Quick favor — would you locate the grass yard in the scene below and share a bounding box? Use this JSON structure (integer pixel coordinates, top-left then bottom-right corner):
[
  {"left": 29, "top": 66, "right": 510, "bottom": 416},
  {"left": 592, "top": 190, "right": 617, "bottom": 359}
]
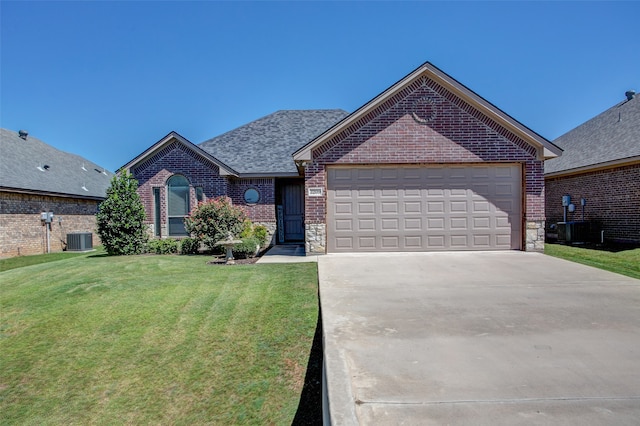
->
[
  {"left": 0, "top": 254, "right": 319, "bottom": 425},
  {"left": 0, "top": 248, "right": 103, "bottom": 272},
  {"left": 545, "top": 243, "right": 640, "bottom": 280}
]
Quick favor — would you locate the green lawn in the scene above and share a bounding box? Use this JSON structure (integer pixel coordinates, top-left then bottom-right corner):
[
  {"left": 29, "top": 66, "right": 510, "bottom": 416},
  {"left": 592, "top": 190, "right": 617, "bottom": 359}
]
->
[
  {"left": 0, "top": 248, "right": 104, "bottom": 272},
  {"left": 0, "top": 254, "right": 319, "bottom": 425},
  {"left": 545, "top": 243, "right": 640, "bottom": 280}
]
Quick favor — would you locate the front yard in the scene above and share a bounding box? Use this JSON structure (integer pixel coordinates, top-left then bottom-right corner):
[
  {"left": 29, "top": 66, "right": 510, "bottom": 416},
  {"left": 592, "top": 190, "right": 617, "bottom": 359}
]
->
[
  {"left": 545, "top": 243, "right": 640, "bottom": 280},
  {"left": 0, "top": 253, "right": 319, "bottom": 424}
]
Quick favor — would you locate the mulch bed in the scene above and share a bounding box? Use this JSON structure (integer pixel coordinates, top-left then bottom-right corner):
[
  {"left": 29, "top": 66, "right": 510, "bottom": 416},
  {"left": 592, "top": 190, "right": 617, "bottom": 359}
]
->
[{"left": 207, "top": 256, "right": 259, "bottom": 265}]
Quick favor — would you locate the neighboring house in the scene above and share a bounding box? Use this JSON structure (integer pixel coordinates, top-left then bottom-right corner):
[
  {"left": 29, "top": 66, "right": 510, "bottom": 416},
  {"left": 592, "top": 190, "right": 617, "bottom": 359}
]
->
[
  {"left": 545, "top": 91, "right": 640, "bottom": 245},
  {"left": 0, "top": 129, "right": 114, "bottom": 257},
  {"left": 123, "top": 62, "right": 562, "bottom": 254}
]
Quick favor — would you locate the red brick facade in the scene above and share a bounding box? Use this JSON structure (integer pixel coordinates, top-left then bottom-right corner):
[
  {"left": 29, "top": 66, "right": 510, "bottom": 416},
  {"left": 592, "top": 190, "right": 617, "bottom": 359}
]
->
[
  {"left": 131, "top": 141, "right": 276, "bottom": 236},
  {"left": 227, "top": 178, "right": 276, "bottom": 222},
  {"left": 545, "top": 163, "right": 640, "bottom": 244},
  {"left": 0, "top": 191, "right": 101, "bottom": 257},
  {"left": 305, "top": 77, "right": 545, "bottom": 225}
]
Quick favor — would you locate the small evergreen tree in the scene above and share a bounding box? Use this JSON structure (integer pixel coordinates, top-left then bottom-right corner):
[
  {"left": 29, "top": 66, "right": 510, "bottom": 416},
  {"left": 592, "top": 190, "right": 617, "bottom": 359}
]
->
[
  {"left": 97, "top": 170, "right": 148, "bottom": 255},
  {"left": 185, "top": 196, "right": 247, "bottom": 249}
]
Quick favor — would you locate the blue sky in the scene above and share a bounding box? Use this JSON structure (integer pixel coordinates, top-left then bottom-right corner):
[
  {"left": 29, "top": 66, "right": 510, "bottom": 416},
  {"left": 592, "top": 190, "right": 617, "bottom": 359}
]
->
[{"left": 1, "top": 1, "right": 638, "bottom": 172}]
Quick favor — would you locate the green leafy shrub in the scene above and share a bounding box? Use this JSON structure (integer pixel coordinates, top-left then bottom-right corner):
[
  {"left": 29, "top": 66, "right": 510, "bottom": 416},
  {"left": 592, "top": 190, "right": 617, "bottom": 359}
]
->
[
  {"left": 96, "top": 171, "right": 148, "bottom": 255},
  {"left": 239, "top": 219, "right": 254, "bottom": 239},
  {"left": 179, "top": 237, "right": 200, "bottom": 255},
  {"left": 253, "top": 225, "right": 268, "bottom": 247},
  {"left": 184, "top": 197, "right": 247, "bottom": 249},
  {"left": 232, "top": 237, "right": 260, "bottom": 259},
  {"left": 147, "top": 238, "right": 179, "bottom": 255},
  {"left": 238, "top": 221, "right": 269, "bottom": 248}
]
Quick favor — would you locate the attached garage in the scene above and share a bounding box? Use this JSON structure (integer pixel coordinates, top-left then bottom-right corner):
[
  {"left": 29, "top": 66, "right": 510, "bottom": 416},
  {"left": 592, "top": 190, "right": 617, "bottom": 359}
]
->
[
  {"left": 327, "top": 164, "right": 521, "bottom": 252},
  {"left": 294, "top": 62, "right": 562, "bottom": 254}
]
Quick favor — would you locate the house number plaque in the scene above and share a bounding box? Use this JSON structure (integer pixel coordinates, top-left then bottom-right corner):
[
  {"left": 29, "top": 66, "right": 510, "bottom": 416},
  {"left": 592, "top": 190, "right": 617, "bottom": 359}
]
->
[{"left": 308, "top": 187, "right": 323, "bottom": 197}]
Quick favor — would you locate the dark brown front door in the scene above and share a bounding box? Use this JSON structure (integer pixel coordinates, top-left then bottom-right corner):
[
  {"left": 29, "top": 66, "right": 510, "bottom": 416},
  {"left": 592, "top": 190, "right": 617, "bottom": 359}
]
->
[{"left": 283, "top": 183, "right": 304, "bottom": 241}]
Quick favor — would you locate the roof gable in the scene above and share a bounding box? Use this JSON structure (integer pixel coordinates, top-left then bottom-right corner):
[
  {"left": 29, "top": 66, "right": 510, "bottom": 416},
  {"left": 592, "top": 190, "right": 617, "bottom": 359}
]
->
[
  {"left": 121, "top": 131, "right": 237, "bottom": 176},
  {"left": 0, "top": 128, "right": 114, "bottom": 199},
  {"left": 199, "top": 110, "right": 349, "bottom": 175},
  {"left": 545, "top": 93, "right": 640, "bottom": 176},
  {"left": 294, "top": 62, "right": 562, "bottom": 162}
]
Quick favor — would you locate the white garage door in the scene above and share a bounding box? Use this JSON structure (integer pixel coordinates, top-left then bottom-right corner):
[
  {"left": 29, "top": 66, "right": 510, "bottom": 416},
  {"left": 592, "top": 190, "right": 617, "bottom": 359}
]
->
[{"left": 327, "top": 165, "right": 521, "bottom": 252}]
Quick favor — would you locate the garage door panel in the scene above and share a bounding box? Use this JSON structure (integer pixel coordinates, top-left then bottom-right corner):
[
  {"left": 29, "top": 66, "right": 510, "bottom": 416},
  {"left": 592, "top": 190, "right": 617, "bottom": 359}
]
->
[
  {"left": 451, "top": 235, "right": 469, "bottom": 247},
  {"left": 381, "top": 218, "right": 399, "bottom": 231},
  {"left": 405, "top": 218, "right": 422, "bottom": 230},
  {"left": 381, "top": 202, "right": 399, "bottom": 213},
  {"left": 473, "top": 217, "right": 491, "bottom": 229},
  {"left": 381, "top": 236, "right": 400, "bottom": 249},
  {"left": 327, "top": 165, "right": 521, "bottom": 252},
  {"left": 357, "top": 237, "right": 375, "bottom": 249},
  {"left": 358, "top": 218, "right": 376, "bottom": 231},
  {"left": 358, "top": 202, "right": 375, "bottom": 214},
  {"left": 334, "top": 202, "right": 352, "bottom": 214},
  {"left": 427, "top": 217, "right": 445, "bottom": 229},
  {"left": 450, "top": 217, "right": 468, "bottom": 230},
  {"left": 450, "top": 201, "right": 468, "bottom": 213},
  {"left": 335, "top": 219, "right": 353, "bottom": 231}
]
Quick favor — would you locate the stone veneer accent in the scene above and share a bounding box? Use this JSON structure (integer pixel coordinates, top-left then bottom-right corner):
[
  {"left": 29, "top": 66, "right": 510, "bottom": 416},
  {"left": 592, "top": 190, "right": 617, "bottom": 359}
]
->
[
  {"left": 305, "top": 223, "right": 326, "bottom": 255},
  {"left": 526, "top": 220, "right": 545, "bottom": 251}
]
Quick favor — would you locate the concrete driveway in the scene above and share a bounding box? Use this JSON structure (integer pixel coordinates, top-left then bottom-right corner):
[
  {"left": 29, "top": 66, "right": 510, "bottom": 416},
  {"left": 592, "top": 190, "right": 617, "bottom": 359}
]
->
[{"left": 318, "top": 251, "right": 640, "bottom": 425}]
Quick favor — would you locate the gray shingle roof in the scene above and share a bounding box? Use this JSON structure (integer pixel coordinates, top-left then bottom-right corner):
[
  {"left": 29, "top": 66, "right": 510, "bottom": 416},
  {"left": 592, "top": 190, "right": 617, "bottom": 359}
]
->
[
  {"left": 0, "top": 128, "right": 114, "bottom": 199},
  {"left": 199, "top": 110, "right": 349, "bottom": 174},
  {"left": 545, "top": 93, "right": 640, "bottom": 174}
]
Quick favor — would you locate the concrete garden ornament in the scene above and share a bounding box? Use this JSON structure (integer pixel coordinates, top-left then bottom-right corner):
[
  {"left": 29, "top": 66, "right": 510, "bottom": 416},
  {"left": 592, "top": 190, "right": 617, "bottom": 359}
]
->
[{"left": 214, "top": 232, "right": 242, "bottom": 265}]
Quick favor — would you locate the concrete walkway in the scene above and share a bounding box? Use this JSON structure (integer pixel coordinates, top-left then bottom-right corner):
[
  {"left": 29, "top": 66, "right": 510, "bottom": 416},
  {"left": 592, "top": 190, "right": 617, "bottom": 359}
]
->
[
  {"left": 256, "top": 244, "right": 318, "bottom": 263},
  {"left": 318, "top": 251, "right": 640, "bottom": 425}
]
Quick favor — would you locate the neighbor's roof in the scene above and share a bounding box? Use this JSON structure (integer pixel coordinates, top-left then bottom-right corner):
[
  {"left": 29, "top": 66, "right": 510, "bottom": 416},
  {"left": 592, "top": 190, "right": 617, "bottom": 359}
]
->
[
  {"left": 0, "top": 128, "right": 113, "bottom": 199},
  {"left": 294, "top": 62, "right": 563, "bottom": 162},
  {"left": 545, "top": 92, "right": 640, "bottom": 176},
  {"left": 199, "top": 109, "right": 349, "bottom": 175}
]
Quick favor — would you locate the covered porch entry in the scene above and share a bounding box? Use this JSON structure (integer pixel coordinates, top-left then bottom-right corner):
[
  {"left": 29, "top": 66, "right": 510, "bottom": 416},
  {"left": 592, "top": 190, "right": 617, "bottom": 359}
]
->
[{"left": 275, "top": 178, "right": 305, "bottom": 243}]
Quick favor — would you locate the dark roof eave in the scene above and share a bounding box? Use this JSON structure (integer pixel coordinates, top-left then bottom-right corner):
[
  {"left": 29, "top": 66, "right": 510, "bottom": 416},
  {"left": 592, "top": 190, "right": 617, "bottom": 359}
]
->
[
  {"left": 545, "top": 155, "right": 640, "bottom": 178},
  {"left": 0, "top": 186, "right": 106, "bottom": 200}
]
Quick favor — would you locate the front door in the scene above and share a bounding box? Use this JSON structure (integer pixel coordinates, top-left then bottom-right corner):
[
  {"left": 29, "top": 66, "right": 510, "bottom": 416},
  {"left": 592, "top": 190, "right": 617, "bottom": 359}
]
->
[{"left": 283, "top": 182, "right": 304, "bottom": 241}]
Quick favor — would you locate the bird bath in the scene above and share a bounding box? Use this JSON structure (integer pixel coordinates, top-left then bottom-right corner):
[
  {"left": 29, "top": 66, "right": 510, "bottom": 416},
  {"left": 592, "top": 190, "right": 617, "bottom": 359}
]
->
[{"left": 214, "top": 233, "right": 242, "bottom": 265}]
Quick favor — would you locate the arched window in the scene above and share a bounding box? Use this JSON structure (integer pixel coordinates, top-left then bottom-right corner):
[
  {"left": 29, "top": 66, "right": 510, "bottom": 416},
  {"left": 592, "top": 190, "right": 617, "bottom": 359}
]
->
[{"left": 167, "top": 175, "right": 190, "bottom": 236}]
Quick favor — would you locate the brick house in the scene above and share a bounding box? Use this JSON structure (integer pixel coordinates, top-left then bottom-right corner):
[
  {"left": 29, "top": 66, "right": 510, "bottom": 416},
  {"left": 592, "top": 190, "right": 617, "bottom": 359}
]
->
[
  {"left": 0, "top": 129, "right": 114, "bottom": 257},
  {"left": 123, "top": 62, "right": 562, "bottom": 254},
  {"left": 545, "top": 91, "right": 640, "bottom": 245}
]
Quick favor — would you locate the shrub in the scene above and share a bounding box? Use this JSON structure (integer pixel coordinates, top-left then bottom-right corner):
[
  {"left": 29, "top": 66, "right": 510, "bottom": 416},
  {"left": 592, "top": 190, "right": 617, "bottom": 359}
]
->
[
  {"left": 239, "top": 219, "right": 254, "bottom": 239},
  {"left": 184, "top": 197, "right": 247, "bottom": 249},
  {"left": 232, "top": 237, "right": 260, "bottom": 259},
  {"left": 179, "top": 237, "right": 200, "bottom": 255},
  {"left": 253, "top": 225, "right": 268, "bottom": 247},
  {"left": 147, "top": 238, "right": 179, "bottom": 255},
  {"left": 238, "top": 222, "right": 269, "bottom": 248},
  {"left": 96, "top": 171, "right": 148, "bottom": 255}
]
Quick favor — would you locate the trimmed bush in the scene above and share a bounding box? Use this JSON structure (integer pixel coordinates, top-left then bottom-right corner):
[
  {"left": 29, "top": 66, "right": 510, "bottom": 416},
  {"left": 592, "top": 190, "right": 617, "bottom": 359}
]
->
[
  {"left": 253, "top": 225, "right": 268, "bottom": 247},
  {"left": 232, "top": 237, "right": 260, "bottom": 259},
  {"left": 147, "top": 238, "right": 179, "bottom": 255},
  {"left": 184, "top": 197, "right": 247, "bottom": 249},
  {"left": 96, "top": 171, "right": 148, "bottom": 256},
  {"left": 180, "top": 237, "right": 200, "bottom": 255}
]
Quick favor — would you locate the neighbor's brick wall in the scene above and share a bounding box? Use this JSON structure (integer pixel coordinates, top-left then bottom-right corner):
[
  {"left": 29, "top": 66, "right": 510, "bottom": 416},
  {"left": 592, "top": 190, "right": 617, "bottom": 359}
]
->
[
  {"left": 131, "top": 141, "right": 228, "bottom": 233},
  {"left": 227, "top": 178, "right": 276, "bottom": 222},
  {"left": 305, "top": 76, "right": 544, "bottom": 225},
  {"left": 0, "top": 191, "right": 101, "bottom": 257},
  {"left": 545, "top": 163, "right": 640, "bottom": 244}
]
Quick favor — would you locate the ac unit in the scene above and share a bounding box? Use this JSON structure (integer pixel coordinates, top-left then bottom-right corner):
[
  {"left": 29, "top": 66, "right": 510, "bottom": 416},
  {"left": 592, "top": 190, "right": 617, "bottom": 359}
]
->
[{"left": 67, "top": 233, "right": 93, "bottom": 251}]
